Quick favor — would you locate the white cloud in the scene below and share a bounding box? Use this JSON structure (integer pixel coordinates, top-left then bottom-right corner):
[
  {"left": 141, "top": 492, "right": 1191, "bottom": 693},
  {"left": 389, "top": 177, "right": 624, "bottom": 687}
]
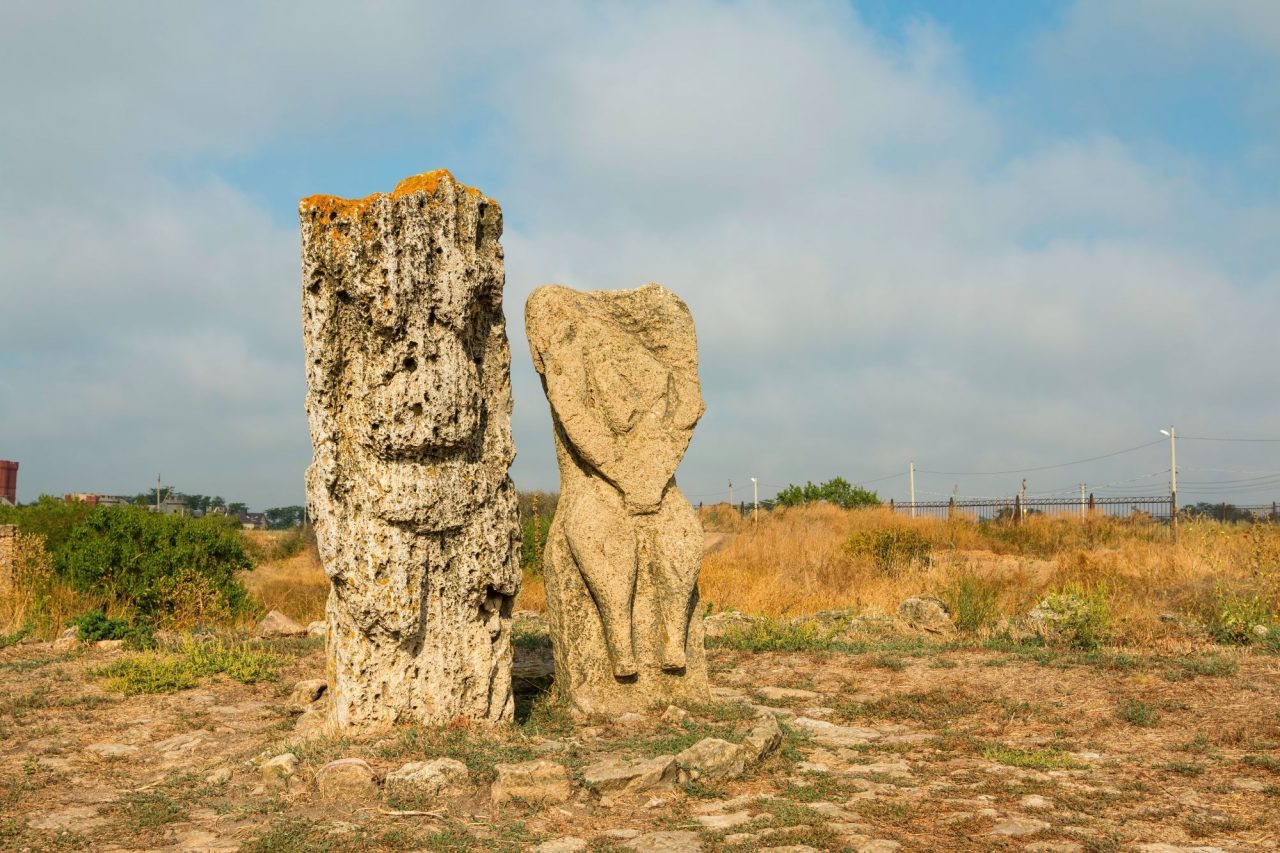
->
[{"left": 1, "top": 0, "right": 1277, "bottom": 506}]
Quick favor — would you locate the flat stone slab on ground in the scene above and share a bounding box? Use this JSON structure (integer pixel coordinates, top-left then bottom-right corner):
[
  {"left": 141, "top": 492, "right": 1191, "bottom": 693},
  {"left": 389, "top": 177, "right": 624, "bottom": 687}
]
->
[
  {"left": 492, "top": 759, "right": 572, "bottom": 804},
  {"left": 584, "top": 755, "right": 679, "bottom": 795},
  {"left": 790, "top": 717, "right": 882, "bottom": 746},
  {"left": 624, "top": 830, "right": 702, "bottom": 852}
]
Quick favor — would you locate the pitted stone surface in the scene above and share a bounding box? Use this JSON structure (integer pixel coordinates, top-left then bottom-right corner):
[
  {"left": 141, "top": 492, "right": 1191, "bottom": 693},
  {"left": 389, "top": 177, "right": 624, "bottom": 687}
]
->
[
  {"left": 526, "top": 283, "right": 708, "bottom": 714},
  {"left": 301, "top": 170, "right": 520, "bottom": 731}
]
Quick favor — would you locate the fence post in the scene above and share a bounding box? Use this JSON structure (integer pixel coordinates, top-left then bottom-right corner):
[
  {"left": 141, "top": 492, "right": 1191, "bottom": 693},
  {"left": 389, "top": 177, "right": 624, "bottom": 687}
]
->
[
  {"left": 1088, "top": 492, "right": 1095, "bottom": 513},
  {"left": 1221, "top": 502, "right": 1227, "bottom": 523},
  {"left": 889, "top": 498, "right": 895, "bottom": 513},
  {"left": 947, "top": 496, "right": 955, "bottom": 520},
  {"left": 1013, "top": 493, "right": 1022, "bottom": 525},
  {"left": 0, "top": 525, "right": 14, "bottom": 603}
]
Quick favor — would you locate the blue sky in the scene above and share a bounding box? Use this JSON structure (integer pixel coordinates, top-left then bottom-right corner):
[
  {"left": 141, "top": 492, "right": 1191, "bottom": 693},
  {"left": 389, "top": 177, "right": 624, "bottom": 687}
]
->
[{"left": 2, "top": 1, "right": 1279, "bottom": 509}]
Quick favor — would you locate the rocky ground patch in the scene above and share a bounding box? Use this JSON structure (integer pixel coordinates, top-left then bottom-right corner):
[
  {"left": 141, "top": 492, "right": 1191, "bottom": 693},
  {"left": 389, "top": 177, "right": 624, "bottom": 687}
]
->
[{"left": 1, "top": 619, "right": 1277, "bottom": 851}]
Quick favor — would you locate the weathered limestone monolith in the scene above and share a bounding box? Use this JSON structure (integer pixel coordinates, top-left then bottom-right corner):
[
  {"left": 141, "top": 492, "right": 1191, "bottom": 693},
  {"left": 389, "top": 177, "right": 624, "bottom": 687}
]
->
[
  {"left": 300, "top": 170, "right": 520, "bottom": 731},
  {"left": 525, "top": 284, "right": 709, "bottom": 714}
]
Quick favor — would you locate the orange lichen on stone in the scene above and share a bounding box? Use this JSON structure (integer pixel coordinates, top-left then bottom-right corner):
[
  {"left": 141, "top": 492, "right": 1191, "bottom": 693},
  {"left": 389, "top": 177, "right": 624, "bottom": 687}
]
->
[{"left": 299, "top": 170, "right": 494, "bottom": 221}]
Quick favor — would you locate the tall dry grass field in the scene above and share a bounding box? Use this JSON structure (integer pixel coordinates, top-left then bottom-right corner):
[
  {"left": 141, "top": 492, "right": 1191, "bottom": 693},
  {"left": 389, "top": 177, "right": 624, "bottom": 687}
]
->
[{"left": 238, "top": 529, "right": 329, "bottom": 624}]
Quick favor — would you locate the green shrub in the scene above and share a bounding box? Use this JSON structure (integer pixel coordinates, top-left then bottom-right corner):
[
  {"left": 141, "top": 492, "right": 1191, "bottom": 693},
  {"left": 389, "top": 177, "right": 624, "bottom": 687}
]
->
[
  {"left": 845, "top": 527, "right": 932, "bottom": 576},
  {"left": 1031, "top": 582, "right": 1111, "bottom": 650},
  {"left": 711, "top": 616, "right": 841, "bottom": 652},
  {"left": 1117, "top": 698, "right": 1161, "bottom": 727},
  {"left": 94, "top": 637, "right": 284, "bottom": 694},
  {"left": 1203, "top": 581, "right": 1275, "bottom": 645},
  {"left": 58, "top": 507, "right": 253, "bottom": 622},
  {"left": 776, "top": 477, "right": 880, "bottom": 509},
  {"left": 0, "top": 496, "right": 94, "bottom": 557},
  {"left": 941, "top": 570, "right": 1003, "bottom": 631},
  {"left": 68, "top": 609, "right": 155, "bottom": 649}
]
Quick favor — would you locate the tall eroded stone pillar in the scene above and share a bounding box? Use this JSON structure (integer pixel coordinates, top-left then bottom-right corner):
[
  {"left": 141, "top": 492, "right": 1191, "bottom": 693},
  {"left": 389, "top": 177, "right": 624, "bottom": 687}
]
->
[
  {"left": 300, "top": 170, "right": 521, "bottom": 731},
  {"left": 525, "top": 283, "right": 709, "bottom": 714}
]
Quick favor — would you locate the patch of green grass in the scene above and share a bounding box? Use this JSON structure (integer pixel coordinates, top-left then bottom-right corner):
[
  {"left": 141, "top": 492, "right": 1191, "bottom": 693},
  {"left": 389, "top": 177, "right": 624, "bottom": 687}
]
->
[
  {"left": 870, "top": 653, "right": 907, "bottom": 671},
  {"left": 1164, "top": 654, "right": 1239, "bottom": 681},
  {"left": 982, "top": 744, "right": 1086, "bottom": 770},
  {"left": 375, "top": 724, "right": 536, "bottom": 782},
  {"left": 93, "top": 637, "right": 286, "bottom": 694},
  {"left": 0, "top": 627, "right": 30, "bottom": 649},
  {"left": 118, "top": 791, "right": 187, "bottom": 829},
  {"left": 710, "top": 617, "right": 842, "bottom": 652},
  {"left": 1242, "top": 754, "right": 1280, "bottom": 774},
  {"left": 516, "top": 691, "right": 575, "bottom": 736},
  {"left": 941, "top": 569, "right": 1004, "bottom": 631},
  {"left": 1160, "top": 761, "right": 1206, "bottom": 776},
  {"left": 0, "top": 653, "right": 73, "bottom": 673},
  {"left": 1116, "top": 699, "right": 1161, "bottom": 728},
  {"left": 0, "top": 687, "right": 50, "bottom": 720},
  {"left": 838, "top": 688, "right": 980, "bottom": 726}
]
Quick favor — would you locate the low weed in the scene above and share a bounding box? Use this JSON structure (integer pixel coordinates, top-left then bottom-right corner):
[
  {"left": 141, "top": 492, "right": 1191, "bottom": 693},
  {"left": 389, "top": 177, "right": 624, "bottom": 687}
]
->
[
  {"left": 844, "top": 526, "right": 932, "bottom": 577},
  {"left": 1033, "top": 582, "right": 1111, "bottom": 650},
  {"left": 941, "top": 569, "right": 1004, "bottom": 631},
  {"left": 710, "top": 616, "right": 840, "bottom": 652},
  {"left": 1116, "top": 698, "right": 1161, "bottom": 728},
  {"left": 94, "top": 636, "right": 285, "bottom": 694},
  {"left": 982, "top": 744, "right": 1085, "bottom": 770}
]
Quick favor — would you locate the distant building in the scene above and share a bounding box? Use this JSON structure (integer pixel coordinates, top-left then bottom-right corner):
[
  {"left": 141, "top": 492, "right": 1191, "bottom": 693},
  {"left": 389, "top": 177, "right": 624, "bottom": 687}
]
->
[
  {"left": 239, "top": 512, "right": 267, "bottom": 529},
  {"left": 0, "top": 460, "right": 17, "bottom": 506},
  {"left": 65, "top": 493, "right": 134, "bottom": 508},
  {"left": 158, "top": 493, "right": 188, "bottom": 516}
]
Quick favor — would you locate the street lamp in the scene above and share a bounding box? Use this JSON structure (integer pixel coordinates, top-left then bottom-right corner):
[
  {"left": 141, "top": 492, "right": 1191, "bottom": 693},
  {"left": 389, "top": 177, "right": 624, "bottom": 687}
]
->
[{"left": 1161, "top": 426, "right": 1177, "bottom": 538}]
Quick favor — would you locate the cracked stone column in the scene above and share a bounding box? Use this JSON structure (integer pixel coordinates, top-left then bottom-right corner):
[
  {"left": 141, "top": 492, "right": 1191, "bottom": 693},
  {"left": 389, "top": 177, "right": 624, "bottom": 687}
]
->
[
  {"left": 526, "top": 283, "right": 710, "bottom": 714},
  {"left": 300, "top": 170, "right": 520, "bottom": 731}
]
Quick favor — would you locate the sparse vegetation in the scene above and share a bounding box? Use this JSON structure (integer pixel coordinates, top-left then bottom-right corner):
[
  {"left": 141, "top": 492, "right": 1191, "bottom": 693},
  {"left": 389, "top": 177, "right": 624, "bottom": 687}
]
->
[{"left": 93, "top": 636, "right": 285, "bottom": 694}]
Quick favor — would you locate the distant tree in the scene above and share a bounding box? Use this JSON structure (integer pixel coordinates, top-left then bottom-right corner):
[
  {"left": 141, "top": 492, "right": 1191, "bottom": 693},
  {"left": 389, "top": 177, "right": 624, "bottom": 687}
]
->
[
  {"left": 1183, "top": 502, "right": 1256, "bottom": 523},
  {"left": 264, "top": 506, "right": 306, "bottom": 530},
  {"left": 774, "top": 477, "right": 880, "bottom": 509},
  {"left": 227, "top": 502, "right": 249, "bottom": 516}
]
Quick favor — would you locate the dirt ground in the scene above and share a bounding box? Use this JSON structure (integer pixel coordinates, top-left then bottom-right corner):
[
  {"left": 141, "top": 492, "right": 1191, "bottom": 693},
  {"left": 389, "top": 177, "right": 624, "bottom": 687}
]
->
[{"left": 1, "top": 627, "right": 1277, "bottom": 852}]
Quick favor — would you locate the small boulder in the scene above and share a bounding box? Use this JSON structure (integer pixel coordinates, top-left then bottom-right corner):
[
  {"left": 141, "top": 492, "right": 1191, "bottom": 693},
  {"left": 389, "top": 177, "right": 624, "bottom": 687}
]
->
[
  {"left": 85, "top": 743, "right": 139, "bottom": 758},
  {"left": 661, "top": 705, "right": 690, "bottom": 724},
  {"left": 676, "top": 738, "right": 746, "bottom": 782},
  {"left": 94, "top": 639, "right": 124, "bottom": 651},
  {"left": 897, "top": 595, "right": 953, "bottom": 634},
  {"left": 491, "top": 759, "right": 572, "bottom": 805},
  {"left": 385, "top": 758, "right": 468, "bottom": 804},
  {"left": 583, "top": 755, "right": 678, "bottom": 795},
  {"left": 536, "top": 839, "right": 588, "bottom": 853},
  {"left": 294, "top": 708, "right": 328, "bottom": 739},
  {"left": 989, "top": 817, "right": 1050, "bottom": 837},
  {"left": 260, "top": 753, "right": 299, "bottom": 784},
  {"left": 755, "top": 686, "right": 819, "bottom": 702},
  {"left": 316, "top": 757, "right": 379, "bottom": 803},
  {"left": 703, "top": 611, "right": 756, "bottom": 639},
  {"left": 306, "top": 620, "right": 327, "bottom": 638},
  {"left": 624, "top": 830, "right": 702, "bottom": 852},
  {"left": 1252, "top": 624, "right": 1269, "bottom": 639},
  {"left": 257, "top": 609, "right": 306, "bottom": 638},
  {"left": 289, "top": 678, "right": 327, "bottom": 707},
  {"left": 52, "top": 626, "right": 79, "bottom": 652},
  {"left": 205, "top": 767, "right": 232, "bottom": 785}
]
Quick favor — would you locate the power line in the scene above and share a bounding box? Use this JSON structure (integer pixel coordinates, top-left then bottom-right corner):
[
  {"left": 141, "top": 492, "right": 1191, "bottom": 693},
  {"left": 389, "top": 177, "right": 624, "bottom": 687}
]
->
[
  {"left": 916, "top": 438, "right": 1165, "bottom": 477},
  {"left": 1180, "top": 436, "right": 1280, "bottom": 443}
]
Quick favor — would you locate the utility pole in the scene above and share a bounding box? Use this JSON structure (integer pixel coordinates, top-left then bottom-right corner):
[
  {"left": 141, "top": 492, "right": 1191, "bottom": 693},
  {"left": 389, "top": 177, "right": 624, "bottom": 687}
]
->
[
  {"left": 1020, "top": 478, "right": 1028, "bottom": 522},
  {"left": 1079, "top": 483, "right": 1086, "bottom": 517},
  {"left": 750, "top": 477, "right": 759, "bottom": 524},
  {"left": 1162, "top": 425, "right": 1178, "bottom": 540},
  {"left": 155, "top": 474, "right": 161, "bottom": 514},
  {"left": 909, "top": 462, "right": 916, "bottom": 518}
]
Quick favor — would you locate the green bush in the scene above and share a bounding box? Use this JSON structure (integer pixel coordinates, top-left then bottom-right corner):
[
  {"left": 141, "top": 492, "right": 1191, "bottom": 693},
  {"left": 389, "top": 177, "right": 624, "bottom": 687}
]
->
[
  {"left": 68, "top": 608, "right": 155, "bottom": 649},
  {"left": 93, "top": 636, "right": 285, "bottom": 694},
  {"left": 844, "top": 527, "right": 932, "bottom": 576},
  {"left": 776, "top": 477, "right": 879, "bottom": 509},
  {"left": 58, "top": 507, "right": 253, "bottom": 621},
  {"left": 1203, "top": 581, "right": 1275, "bottom": 645},
  {"left": 0, "top": 496, "right": 94, "bottom": 557},
  {"left": 1031, "top": 582, "right": 1111, "bottom": 650},
  {"left": 941, "top": 570, "right": 1003, "bottom": 631}
]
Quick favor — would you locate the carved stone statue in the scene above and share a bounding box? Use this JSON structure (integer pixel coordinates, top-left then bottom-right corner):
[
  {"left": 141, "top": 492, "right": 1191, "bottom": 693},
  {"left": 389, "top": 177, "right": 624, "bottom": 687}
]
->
[
  {"left": 300, "top": 170, "right": 521, "bottom": 731},
  {"left": 525, "top": 283, "right": 709, "bottom": 713}
]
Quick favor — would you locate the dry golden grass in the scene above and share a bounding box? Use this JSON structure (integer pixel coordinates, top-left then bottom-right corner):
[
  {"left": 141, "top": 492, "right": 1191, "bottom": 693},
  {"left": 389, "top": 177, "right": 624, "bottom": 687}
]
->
[
  {"left": 0, "top": 531, "right": 111, "bottom": 638},
  {"left": 239, "top": 530, "right": 328, "bottom": 624},
  {"left": 698, "top": 504, "right": 1280, "bottom": 645}
]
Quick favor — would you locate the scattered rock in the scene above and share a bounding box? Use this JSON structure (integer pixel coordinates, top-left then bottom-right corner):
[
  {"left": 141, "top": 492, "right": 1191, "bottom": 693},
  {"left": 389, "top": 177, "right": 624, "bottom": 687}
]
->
[
  {"left": 676, "top": 738, "right": 746, "bottom": 781},
  {"left": 1232, "top": 777, "right": 1265, "bottom": 791},
  {"left": 1134, "top": 846, "right": 1227, "bottom": 853},
  {"left": 385, "top": 758, "right": 469, "bottom": 802},
  {"left": 856, "top": 842, "right": 901, "bottom": 853},
  {"left": 696, "top": 811, "right": 753, "bottom": 829},
  {"left": 1025, "top": 843, "right": 1083, "bottom": 853},
  {"left": 52, "top": 626, "right": 79, "bottom": 652},
  {"left": 606, "top": 828, "right": 642, "bottom": 839},
  {"left": 256, "top": 609, "right": 306, "bottom": 638},
  {"left": 1020, "top": 794, "right": 1054, "bottom": 810},
  {"left": 536, "top": 839, "right": 588, "bottom": 853},
  {"left": 1252, "top": 623, "right": 1269, "bottom": 638},
  {"left": 205, "top": 767, "right": 233, "bottom": 785},
  {"left": 316, "top": 758, "right": 379, "bottom": 803},
  {"left": 584, "top": 755, "right": 679, "bottom": 795},
  {"left": 898, "top": 595, "right": 953, "bottom": 633},
  {"left": 94, "top": 639, "right": 124, "bottom": 651},
  {"left": 491, "top": 759, "right": 573, "bottom": 804},
  {"left": 85, "top": 742, "right": 139, "bottom": 758},
  {"left": 790, "top": 717, "right": 881, "bottom": 747},
  {"left": 624, "top": 830, "right": 702, "bottom": 852},
  {"left": 260, "top": 753, "right": 299, "bottom": 784},
  {"left": 989, "top": 817, "right": 1050, "bottom": 837},
  {"left": 660, "top": 705, "right": 690, "bottom": 724},
  {"left": 28, "top": 805, "right": 108, "bottom": 831},
  {"left": 702, "top": 611, "right": 757, "bottom": 638},
  {"left": 294, "top": 707, "right": 328, "bottom": 739},
  {"left": 843, "top": 760, "right": 911, "bottom": 777},
  {"left": 617, "top": 712, "right": 646, "bottom": 725},
  {"left": 760, "top": 847, "right": 821, "bottom": 853},
  {"left": 306, "top": 620, "right": 327, "bottom": 638},
  {"left": 742, "top": 713, "right": 783, "bottom": 762},
  {"left": 755, "top": 686, "right": 820, "bottom": 702},
  {"left": 153, "top": 730, "right": 209, "bottom": 759},
  {"left": 289, "top": 678, "right": 327, "bottom": 707}
]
